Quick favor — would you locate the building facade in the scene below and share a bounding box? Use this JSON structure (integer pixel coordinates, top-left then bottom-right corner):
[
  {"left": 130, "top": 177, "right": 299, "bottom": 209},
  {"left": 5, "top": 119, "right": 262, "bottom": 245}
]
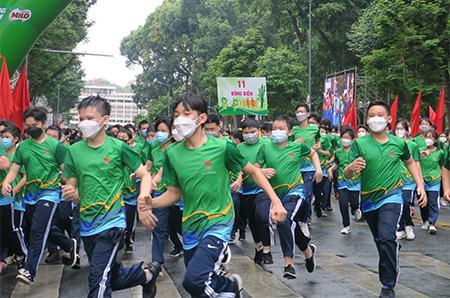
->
[{"left": 71, "top": 85, "right": 144, "bottom": 125}]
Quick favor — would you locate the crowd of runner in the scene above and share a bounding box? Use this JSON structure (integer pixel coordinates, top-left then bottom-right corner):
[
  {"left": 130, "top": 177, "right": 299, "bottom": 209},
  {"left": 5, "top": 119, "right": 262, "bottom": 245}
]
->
[{"left": 0, "top": 93, "right": 449, "bottom": 298}]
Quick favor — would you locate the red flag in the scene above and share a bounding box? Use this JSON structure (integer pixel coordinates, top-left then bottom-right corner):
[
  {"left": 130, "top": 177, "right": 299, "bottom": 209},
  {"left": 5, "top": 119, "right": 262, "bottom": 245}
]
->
[
  {"left": 0, "top": 57, "right": 14, "bottom": 120},
  {"left": 435, "top": 85, "right": 445, "bottom": 133},
  {"left": 410, "top": 91, "right": 422, "bottom": 136},
  {"left": 428, "top": 105, "right": 436, "bottom": 124},
  {"left": 390, "top": 95, "right": 399, "bottom": 131},
  {"left": 343, "top": 100, "right": 357, "bottom": 130},
  {"left": 12, "top": 65, "right": 30, "bottom": 131}
]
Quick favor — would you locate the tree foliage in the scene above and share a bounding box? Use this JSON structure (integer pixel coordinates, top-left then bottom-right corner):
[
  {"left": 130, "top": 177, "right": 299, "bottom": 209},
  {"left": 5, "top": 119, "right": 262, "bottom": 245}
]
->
[
  {"left": 122, "top": 0, "right": 449, "bottom": 122},
  {"left": 28, "top": 0, "right": 96, "bottom": 113}
]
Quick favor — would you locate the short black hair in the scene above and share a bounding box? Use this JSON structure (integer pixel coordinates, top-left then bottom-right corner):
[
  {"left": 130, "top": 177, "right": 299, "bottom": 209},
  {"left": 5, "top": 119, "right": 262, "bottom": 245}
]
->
[
  {"left": 240, "top": 118, "right": 260, "bottom": 130},
  {"left": 117, "top": 127, "right": 133, "bottom": 140},
  {"left": 261, "top": 122, "right": 272, "bottom": 132},
  {"left": 367, "top": 100, "right": 390, "bottom": 115},
  {"left": 46, "top": 125, "right": 62, "bottom": 139},
  {"left": 395, "top": 118, "right": 410, "bottom": 132},
  {"left": 295, "top": 103, "right": 310, "bottom": 113},
  {"left": 138, "top": 120, "right": 149, "bottom": 130},
  {"left": 106, "top": 127, "right": 116, "bottom": 137},
  {"left": 273, "top": 115, "right": 292, "bottom": 130},
  {"left": 319, "top": 119, "right": 332, "bottom": 128},
  {"left": 2, "top": 124, "right": 22, "bottom": 140},
  {"left": 23, "top": 106, "right": 47, "bottom": 123},
  {"left": 419, "top": 117, "right": 433, "bottom": 126},
  {"left": 231, "top": 131, "right": 244, "bottom": 142},
  {"left": 206, "top": 114, "right": 221, "bottom": 126},
  {"left": 124, "top": 124, "right": 136, "bottom": 133},
  {"left": 308, "top": 113, "right": 320, "bottom": 123},
  {"left": 77, "top": 95, "right": 111, "bottom": 116},
  {"left": 171, "top": 92, "right": 207, "bottom": 115},
  {"left": 154, "top": 116, "right": 172, "bottom": 132},
  {"left": 340, "top": 126, "right": 355, "bottom": 139}
]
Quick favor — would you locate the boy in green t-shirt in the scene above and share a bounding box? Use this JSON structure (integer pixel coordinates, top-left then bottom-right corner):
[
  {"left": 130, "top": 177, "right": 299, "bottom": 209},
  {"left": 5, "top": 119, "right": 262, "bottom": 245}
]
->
[
  {"left": 255, "top": 115, "right": 321, "bottom": 279},
  {"left": 2, "top": 107, "right": 77, "bottom": 286},
  {"left": 139, "top": 93, "right": 287, "bottom": 298},
  {"left": 443, "top": 145, "right": 450, "bottom": 202},
  {"left": 62, "top": 96, "right": 160, "bottom": 298},
  {"left": 344, "top": 101, "right": 427, "bottom": 298}
]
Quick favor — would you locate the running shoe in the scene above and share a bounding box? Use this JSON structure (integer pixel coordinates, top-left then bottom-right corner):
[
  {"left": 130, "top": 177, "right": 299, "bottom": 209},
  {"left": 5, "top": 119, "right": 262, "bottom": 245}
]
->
[
  {"left": 396, "top": 230, "right": 407, "bottom": 240},
  {"left": 253, "top": 249, "right": 263, "bottom": 265},
  {"left": 341, "top": 226, "right": 352, "bottom": 235},
  {"left": 142, "top": 262, "right": 161, "bottom": 298},
  {"left": 354, "top": 208, "right": 362, "bottom": 221},
  {"left": 217, "top": 264, "right": 230, "bottom": 277},
  {"left": 283, "top": 264, "right": 296, "bottom": 279},
  {"left": 305, "top": 244, "right": 316, "bottom": 273},
  {"left": 428, "top": 224, "right": 437, "bottom": 234},
  {"left": 405, "top": 226, "right": 415, "bottom": 240},
  {"left": 262, "top": 252, "right": 274, "bottom": 264},
  {"left": 230, "top": 274, "right": 244, "bottom": 298},
  {"left": 420, "top": 221, "right": 429, "bottom": 230},
  {"left": 379, "top": 287, "right": 395, "bottom": 298},
  {"left": 16, "top": 268, "right": 33, "bottom": 285},
  {"left": 239, "top": 230, "right": 246, "bottom": 241}
]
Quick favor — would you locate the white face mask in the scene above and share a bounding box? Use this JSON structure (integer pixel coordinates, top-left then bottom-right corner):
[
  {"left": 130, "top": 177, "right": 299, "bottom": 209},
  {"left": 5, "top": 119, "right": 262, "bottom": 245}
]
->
[
  {"left": 271, "top": 130, "right": 288, "bottom": 144},
  {"left": 243, "top": 132, "right": 259, "bottom": 144},
  {"left": 395, "top": 129, "right": 406, "bottom": 138},
  {"left": 341, "top": 138, "right": 352, "bottom": 147},
  {"left": 367, "top": 116, "right": 387, "bottom": 133},
  {"left": 79, "top": 119, "right": 103, "bottom": 139},
  {"left": 357, "top": 131, "right": 367, "bottom": 138},
  {"left": 439, "top": 137, "right": 447, "bottom": 144},
  {"left": 296, "top": 112, "right": 307, "bottom": 122},
  {"left": 171, "top": 129, "right": 184, "bottom": 142},
  {"left": 420, "top": 125, "right": 431, "bottom": 133},
  {"left": 173, "top": 116, "right": 200, "bottom": 141},
  {"left": 425, "top": 138, "right": 435, "bottom": 147}
]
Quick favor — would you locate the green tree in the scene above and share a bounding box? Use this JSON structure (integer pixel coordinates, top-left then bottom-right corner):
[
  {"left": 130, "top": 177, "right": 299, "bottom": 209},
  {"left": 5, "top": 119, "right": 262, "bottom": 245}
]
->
[
  {"left": 28, "top": 0, "right": 96, "bottom": 113},
  {"left": 348, "top": 0, "right": 449, "bottom": 121}
]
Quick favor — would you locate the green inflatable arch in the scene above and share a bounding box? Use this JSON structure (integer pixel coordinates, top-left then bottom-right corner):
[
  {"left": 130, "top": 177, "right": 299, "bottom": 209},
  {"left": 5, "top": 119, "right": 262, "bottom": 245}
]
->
[{"left": 0, "top": 0, "right": 73, "bottom": 75}]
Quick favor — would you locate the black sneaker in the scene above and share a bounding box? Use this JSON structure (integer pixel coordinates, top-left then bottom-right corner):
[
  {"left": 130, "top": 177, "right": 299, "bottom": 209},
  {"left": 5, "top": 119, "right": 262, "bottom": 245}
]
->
[
  {"left": 262, "top": 252, "right": 273, "bottom": 264},
  {"left": 217, "top": 264, "right": 230, "bottom": 276},
  {"left": 16, "top": 268, "right": 33, "bottom": 285},
  {"left": 14, "top": 255, "right": 25, "bottom": 270},
  {"left": 283, "top": 264, "right": 296, "bottom": 279},
  {"left": 45, "top": 251, "right": 61, "bottom": 264},
  {"left": 305, "top": 244, "right": 316, "bottom": 273},
  {"left": 325, "top": 207, "right": 333, "bottom": 212},
  {"left": 125, "top": 244, "right": 135, "bottom": 254},
  {"left": 142, "top": 262, "right": 161, "bottom": 298},
  {"left": 169, "top": 248, "right": 183, "bottom": 258},
  {"left": 229, "top": 274, "right": 243, "bottom": 298},
  {"left": 239, "top": 230, "right": 246, "bottom": 241},
  {"left": 379, "top": 287, "right": 395, "bottom": 298},
  {"left": 61, "top": 239, "right": 80, "bottom": 268},
  {"left": 253, "top": 249, "right": 263, "bottom": 265},
  {"left": 316, "top": 208, "right": 323, "bottom": 218}
]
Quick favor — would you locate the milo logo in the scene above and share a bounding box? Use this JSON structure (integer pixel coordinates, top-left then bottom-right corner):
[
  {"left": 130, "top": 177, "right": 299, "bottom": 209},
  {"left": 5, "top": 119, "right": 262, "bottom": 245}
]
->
[
  {"left": 9, "top": 8, "right": 32, "bottom": 22},
  {"left": 0, "top": 8, "right": 6, "bottom": 20}
]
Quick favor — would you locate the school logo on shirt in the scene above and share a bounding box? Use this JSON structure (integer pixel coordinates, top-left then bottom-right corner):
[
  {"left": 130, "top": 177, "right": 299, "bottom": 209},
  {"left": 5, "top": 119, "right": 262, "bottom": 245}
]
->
[
  {"left": 202, "top": 161, "right": 216, "bottom": 175},
  {"left": 289, "top": 153, "right": 296, "bottom": 158},
  {"left": 103, "top": 157, "right": 111, "bottom": 164},
  {"left": 43, "top": 149, "right": 49, "bottom": 154}
]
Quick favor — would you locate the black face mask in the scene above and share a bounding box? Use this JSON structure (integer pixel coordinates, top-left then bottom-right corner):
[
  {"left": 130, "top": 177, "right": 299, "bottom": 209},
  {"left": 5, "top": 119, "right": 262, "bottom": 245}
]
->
[{"left": 27, "top": 127, "right": 43, "bottom": 139}]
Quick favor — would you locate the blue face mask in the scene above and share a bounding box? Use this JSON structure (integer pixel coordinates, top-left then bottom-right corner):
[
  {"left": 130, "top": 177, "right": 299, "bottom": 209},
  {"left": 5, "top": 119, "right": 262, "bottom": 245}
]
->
[
  {"left": 271, "top": 130, "right": 288, "bottom": 144},
  {"left": 140, "top": 129, "right": 148, "bottom": 137},
  {"left": 2, "top": 138, "right": 13, "bottom": 150},
  {"left": 155, "top": 131, "right": 169, "bottom": 144}
]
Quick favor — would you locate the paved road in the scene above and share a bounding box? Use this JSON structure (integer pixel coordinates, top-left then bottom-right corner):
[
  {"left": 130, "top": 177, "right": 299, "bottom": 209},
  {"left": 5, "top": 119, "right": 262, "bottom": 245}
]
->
[{"left": 1, "top": 199, "right": 449, "bottom": 298}]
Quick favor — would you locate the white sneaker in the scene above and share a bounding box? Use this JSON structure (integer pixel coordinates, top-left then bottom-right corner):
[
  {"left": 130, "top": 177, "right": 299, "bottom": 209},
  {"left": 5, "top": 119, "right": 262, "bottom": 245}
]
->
[
  {"left": 354, "top": 209, "right": 362, "bottom": 221},
  {"left": 440, "top": 198, "right": 448, "bottom": 206},
  {"left": 405, "top": 226, "right": 415, "bottom": 240},
  {"left": 299, "top": 222, "right": 310, "bottom": 238},
  {"left": 420, "top": 221, "right": 429, "bottom": 230},
  {"left": 340, "top": 226, "right": 352, "bottom": 234},
  {"left": 396, "top": 230, "right": 407, "bottom": 240},
  {"left": 428, "top": 224, "right": 437, "bottom": 234}
]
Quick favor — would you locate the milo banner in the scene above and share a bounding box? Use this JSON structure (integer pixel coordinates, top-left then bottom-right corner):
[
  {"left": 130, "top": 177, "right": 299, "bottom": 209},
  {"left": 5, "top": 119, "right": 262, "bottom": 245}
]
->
[
  {"left": 0, "top": 0, "right": 73, "bottom": 75},
  {"left": 217, "top": 77, "right": 268, "bottom": 115}
]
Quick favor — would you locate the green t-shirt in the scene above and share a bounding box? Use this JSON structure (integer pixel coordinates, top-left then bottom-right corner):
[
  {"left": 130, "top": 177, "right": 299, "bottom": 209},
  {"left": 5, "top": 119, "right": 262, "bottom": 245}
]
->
[
  {"left": 13, "top": 136, "right": 66, "bottom": 199},
  {"left": 148, "top": 141, "right": 172, "bottom": 195},
  {"left": 349, "top": 134, "right": 410, "bottom": 211},
  {"left": 122, "top": 141, "right": 146, "bottom": 201},
  {"left": 400, "top": 140, "right": 420, "bottom": 188},
  {"left": 163, "top": 136, "right": 248, "bottom": 250},
  {"left": 0, "top": 152, "right": 25, "bottom": 206},
  {"left": 64, "top": 136, "right": 143, "bottom": 236},
  {"left": 291, "top": 124, "right": 320, "bottom": 148},
  {"left": 445, "top": 146, "right": 450, "bottom": 170},
  {"left": 255, "top": 141, "right": 310, "bottom": 198},
  {"left": 334, "top": 147, "right": 360, "bottom": 190},
  {"left": 291, "top": 124, "right": 319, "bottom": 171},
  {"left": 237, "top": 139, "right": 264, "bottom": 193},
  {"left": 420, "top": 149, "right": 445, "bottom": 184},
  {"left": 413, "top": 135, "right": 427, "bottom": 152},
  {"left": 318, "top": 135, "right": 333, "bottom": 168}
]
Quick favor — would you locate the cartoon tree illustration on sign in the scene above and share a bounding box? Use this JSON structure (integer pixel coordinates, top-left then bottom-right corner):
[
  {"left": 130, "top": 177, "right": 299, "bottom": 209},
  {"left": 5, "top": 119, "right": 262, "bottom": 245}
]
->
[{"left": 258, "top": 84, "right": 266, "bottom": 109}]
